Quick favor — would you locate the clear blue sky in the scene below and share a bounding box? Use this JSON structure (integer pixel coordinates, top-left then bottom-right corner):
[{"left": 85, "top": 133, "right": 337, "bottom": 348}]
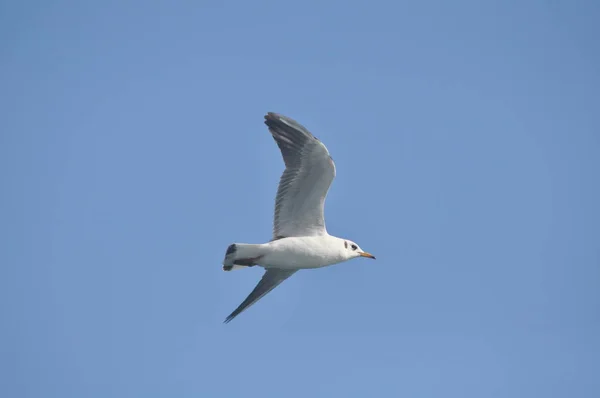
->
[{"left": 2, "top": 1, "right": 599, "bottom": 397}]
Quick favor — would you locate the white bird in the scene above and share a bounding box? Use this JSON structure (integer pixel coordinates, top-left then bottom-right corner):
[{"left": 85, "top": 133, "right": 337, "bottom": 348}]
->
[{"left": 222, "top": 112, "right": 375, "bottom": 323}]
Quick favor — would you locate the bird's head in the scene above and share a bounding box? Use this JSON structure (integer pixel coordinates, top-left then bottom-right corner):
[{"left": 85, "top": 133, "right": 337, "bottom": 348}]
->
[{"left": 342, "top": 239, "right": 376, "bottom": 260}]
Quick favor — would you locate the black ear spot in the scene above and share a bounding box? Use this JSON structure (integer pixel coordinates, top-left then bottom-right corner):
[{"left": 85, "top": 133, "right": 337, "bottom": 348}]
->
[
  {"left": 351, "top": 244, "right": 357, "bottom": 250},
  {"left": 344, "top": 241, "right": 348, "bottom": 249}
]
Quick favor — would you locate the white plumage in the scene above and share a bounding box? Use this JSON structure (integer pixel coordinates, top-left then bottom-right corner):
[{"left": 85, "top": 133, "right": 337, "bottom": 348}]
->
[{"left": 222, "top": 112, "right": 375, "bottom": 323}]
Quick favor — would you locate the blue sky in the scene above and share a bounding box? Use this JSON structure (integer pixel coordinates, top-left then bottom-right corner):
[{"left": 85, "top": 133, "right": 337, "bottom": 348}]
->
[{"left": 2, "top": 0, "right": 599, "bottom": 397}]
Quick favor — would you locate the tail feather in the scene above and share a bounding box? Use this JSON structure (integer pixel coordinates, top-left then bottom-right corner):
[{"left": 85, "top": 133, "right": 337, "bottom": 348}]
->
[
  {"left": 222, "top": 243, "right": 265, "bottom": 271},
  {"left": 223, "top": 264, "right": 247, "bottom": 271}
]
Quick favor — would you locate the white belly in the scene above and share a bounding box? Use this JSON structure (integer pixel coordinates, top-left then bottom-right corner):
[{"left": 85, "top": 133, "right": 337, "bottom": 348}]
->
[{"left": 259, "top": 236, "right": 344, "bottom": 269}]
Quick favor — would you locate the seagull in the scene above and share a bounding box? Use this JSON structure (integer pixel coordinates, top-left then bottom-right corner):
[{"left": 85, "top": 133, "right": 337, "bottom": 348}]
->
[{"left": 222, "top": 112, "right": 375, "bottom": 323}]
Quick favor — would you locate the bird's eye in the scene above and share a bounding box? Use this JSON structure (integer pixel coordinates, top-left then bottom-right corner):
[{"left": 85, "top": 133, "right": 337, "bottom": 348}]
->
[{"left": 351, "top": 244, "right": 357, "bottom": 250}]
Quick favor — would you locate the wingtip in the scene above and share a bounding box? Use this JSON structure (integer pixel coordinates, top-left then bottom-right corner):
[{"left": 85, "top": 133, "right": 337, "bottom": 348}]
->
[
  {"left": 263, "top": 112, "right": 320, "bottom": 143},
  {"left": 223, "top": 314, "right": 235, "bottom": 324},
  {"left": 264, "top": 112, "right": 286, "bottom": 133},
  {"left": 264, "top": 112, "right": 280, "bottom": 124}
]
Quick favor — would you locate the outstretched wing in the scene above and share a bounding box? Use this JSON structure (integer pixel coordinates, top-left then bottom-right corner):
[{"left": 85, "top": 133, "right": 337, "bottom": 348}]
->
[
  {"left": 223, "top": 268, "right": 298, "bottom": 323},
  {"left": 264, "top": 112, "right": 336, "bottom": 238}
]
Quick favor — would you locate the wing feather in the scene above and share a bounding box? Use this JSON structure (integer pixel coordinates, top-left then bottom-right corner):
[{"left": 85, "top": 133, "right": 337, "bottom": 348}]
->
[
  {"left": 223, "top": 269, "right": 297, "bottom": 323},
  {"left": 264, "top": 113, "right": 336, "bottom": 238}
]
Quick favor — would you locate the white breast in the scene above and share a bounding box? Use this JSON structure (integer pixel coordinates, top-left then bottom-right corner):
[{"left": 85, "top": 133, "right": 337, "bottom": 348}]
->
[{"left": 260, "top": 236, "right": 345, "bottom": 270}]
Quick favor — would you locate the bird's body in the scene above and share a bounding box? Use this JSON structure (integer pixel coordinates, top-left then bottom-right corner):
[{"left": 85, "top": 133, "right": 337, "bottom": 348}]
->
[
  {"left": 227, "top": 236, "right": 352, "bottom": 270},
  {"left": 222, "top": 112, "right": 375, "bottom": 323}
]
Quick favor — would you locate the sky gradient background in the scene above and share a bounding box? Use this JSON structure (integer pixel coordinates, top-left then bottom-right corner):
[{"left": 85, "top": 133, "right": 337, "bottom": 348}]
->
[{"left": 2, "top": 1, "right": 599, "bottom": 397}]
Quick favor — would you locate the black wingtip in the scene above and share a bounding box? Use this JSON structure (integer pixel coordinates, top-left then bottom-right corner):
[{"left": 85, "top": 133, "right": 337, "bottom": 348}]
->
[
  {"left": 223, "top": 306, "right": 242, "bottom": 324},
  {"left": 223, "top": 312, "right": 237, "bottom": 324},
  {"left": 264, "top": 112, "right": 282, "bottom": 127},
  {"left": 263, "top": 112, "right": 318, "bottom": 141}
]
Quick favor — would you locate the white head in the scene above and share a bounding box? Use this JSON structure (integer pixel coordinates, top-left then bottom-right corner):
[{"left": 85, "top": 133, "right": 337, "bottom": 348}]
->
[{"left": 342, "top": 239, "right": 376, "bottom": 260}]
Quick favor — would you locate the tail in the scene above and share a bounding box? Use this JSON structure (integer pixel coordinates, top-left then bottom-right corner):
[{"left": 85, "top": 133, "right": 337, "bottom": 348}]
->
[{"left": 222, "top": 243, "right": 266, "bottom": 271}]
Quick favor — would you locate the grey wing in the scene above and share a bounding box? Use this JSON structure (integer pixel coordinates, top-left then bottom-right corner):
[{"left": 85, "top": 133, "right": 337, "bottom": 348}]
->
[
  {"left": 265, "top": 112, "right": 336, "bottom": 238},
  {"left": 223, "top": 269, "right": 297, "bottom": 323}
]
